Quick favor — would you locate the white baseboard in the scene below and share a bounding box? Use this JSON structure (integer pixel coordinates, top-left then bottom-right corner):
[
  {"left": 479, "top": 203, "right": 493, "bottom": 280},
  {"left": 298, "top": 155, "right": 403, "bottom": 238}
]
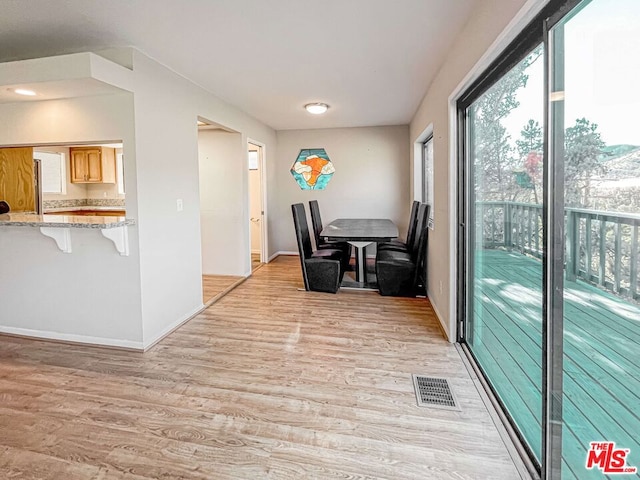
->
[
  {"left": 268, "top": 251, "right": 298, "bottom": 262},
  {"left": 142, "top": 304, "right": 205, "bottom": 351},
  {"left": 0, "top": 325, "right": 144, "bottom": 351},
  {"left": 427, "top": 294, "right": 452, "bottom": 343}
]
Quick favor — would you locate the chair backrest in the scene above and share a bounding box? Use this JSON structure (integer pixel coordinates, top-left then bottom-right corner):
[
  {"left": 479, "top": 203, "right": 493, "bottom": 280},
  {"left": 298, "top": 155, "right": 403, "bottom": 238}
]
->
[
  {"left": 309, "top": 200, "right": 323, "bottom": 247},
  {"left": 0, "top": 201, "right": 10, "bottom": 214},
  {"left": 410, "top": 203, "right": 428, "bottom": 254},
  {"left": 292, "top": 203, "right": 314, "bottom": 259},
  {"left": 404, "top": 200, "right": 420, "bottom": 246},
  {"left": 292, "top": 203, "right": 313, "bottom": 290},
  {"left": 412, "top": 226, "right": 429, "bottom": 291}
]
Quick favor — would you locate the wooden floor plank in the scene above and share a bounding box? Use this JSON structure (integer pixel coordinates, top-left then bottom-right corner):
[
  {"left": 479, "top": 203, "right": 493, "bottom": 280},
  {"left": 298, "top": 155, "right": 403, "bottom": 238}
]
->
[
  {"left": 0, "top": 256, "right": 520, "bottom": 479},
  {"left": 202, "top": 274, "right": 243, "bottom": 304}
]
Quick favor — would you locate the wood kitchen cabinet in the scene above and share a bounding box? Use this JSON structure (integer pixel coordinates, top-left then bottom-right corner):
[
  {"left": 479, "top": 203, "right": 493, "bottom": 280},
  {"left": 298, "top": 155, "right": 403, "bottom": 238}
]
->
[
  {"left": 70, "top": 147, "right": 116, "bottom": 184},
  {"left": 0, "top": 146, "right": 35, "bottom": 212}
]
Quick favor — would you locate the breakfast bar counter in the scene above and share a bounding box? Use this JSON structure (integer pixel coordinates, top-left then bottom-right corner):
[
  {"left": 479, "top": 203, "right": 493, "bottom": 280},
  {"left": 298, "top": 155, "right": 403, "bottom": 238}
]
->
[
  {"left": 0, "top": 213, "right": 135, "bottom": 254},
  {"left": 0, "top": 213, "right": 134, "bottom": 229}
]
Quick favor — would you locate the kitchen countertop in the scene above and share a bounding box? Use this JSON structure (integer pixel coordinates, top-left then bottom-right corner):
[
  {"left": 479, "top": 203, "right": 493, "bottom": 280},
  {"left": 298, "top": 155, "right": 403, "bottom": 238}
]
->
[
  {"left": 44, "top": 206, "right": 125, "bottom": 213},
  {"left": 0, "top": 213, "right": 135, "bottom": 229}
]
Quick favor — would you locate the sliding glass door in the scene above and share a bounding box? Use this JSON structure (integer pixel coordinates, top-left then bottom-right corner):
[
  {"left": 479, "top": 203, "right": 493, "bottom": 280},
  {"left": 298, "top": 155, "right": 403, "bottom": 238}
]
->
[
  {"left": 552, "top": 1, "right": 640, "bottom": 478},
  {"left": 464, "top": 45, "right": 545, "bottom": 462},
  {"left": 459, "top": 0, "right": 640, "bottom": 478}
]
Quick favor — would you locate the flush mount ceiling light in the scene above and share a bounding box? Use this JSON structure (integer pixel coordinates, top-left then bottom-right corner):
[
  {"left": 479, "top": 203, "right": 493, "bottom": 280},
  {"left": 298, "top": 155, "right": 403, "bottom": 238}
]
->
[
  {"left": 14, "top": 88, "right": 37, "bottom": 96},
  {"left": 304, "top": 103, "right": 329, "bottom": 115}
]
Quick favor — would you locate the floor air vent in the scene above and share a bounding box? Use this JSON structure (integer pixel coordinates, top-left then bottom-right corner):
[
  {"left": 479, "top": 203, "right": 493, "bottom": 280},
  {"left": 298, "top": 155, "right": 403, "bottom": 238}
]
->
[{"left": 412, "top": 375, "right": 459, "bottom": 410}]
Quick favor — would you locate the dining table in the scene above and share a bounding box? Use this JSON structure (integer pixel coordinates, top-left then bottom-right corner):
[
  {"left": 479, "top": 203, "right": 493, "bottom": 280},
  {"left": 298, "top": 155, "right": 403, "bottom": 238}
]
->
[{"left": 320, "top": 218, "right": 398, "bottom": 289}]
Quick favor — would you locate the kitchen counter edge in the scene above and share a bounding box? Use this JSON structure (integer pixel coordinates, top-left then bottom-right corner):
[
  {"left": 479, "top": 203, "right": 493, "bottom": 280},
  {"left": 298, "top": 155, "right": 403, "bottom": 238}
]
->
[{"left": 0, "top": 213, "right": 135, "bottom": 229}]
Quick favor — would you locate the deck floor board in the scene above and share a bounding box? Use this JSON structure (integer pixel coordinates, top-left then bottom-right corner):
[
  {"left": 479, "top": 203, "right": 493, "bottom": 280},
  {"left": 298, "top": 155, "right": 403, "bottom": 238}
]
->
[{"left": 471, "top": 249, "right": 640, "bottom": 479}]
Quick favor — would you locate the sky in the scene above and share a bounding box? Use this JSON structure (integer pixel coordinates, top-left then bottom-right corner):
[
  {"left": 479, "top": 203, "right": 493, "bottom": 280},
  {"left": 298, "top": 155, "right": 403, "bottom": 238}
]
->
[{"left": 503, "top": 0, "right": 640, "bottom": 148}]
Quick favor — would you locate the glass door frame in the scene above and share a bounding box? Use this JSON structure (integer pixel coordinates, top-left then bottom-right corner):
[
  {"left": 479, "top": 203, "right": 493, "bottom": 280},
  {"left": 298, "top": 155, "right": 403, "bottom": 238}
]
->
[{"left": 456, "top": 0, "right": 582, "bottom": 478}]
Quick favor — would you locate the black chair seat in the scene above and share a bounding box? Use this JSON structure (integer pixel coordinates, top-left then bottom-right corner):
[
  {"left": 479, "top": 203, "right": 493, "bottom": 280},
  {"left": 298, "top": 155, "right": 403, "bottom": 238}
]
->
[
  {"left": 379, "top": 238, "right": 407, "bottom": 249},
  {"left": 318, "top": 241, "right": 346, "bottom": 250},
  {"left": 309, "top": 200, "right": 351, "bottom": 271},
  {"left": 377, "top": 249, "right": 412, "bottom": 263},
  {"left": 292, "top": 203, "right": 345, "bottom": 293},
  {"left": 377, "top": 239, "right": 410, "bottom": 254},
  {"left": 311, "top": 248, "right": 343, "bottom": 260},
  {"left": 379, "top": 203, "right": 428, "bottom": 257},
  {"left": 376, "top": 226, "right": 428, "bottom": 297},
  {"left": 378, "top": 201, "right": 419, "bottom": 254}
]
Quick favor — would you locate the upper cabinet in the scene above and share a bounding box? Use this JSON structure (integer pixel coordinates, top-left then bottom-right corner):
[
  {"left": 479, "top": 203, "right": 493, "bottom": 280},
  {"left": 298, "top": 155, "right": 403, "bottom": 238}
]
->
[{"left": 70, "top": 147, "right": 116, "bottom": 184}]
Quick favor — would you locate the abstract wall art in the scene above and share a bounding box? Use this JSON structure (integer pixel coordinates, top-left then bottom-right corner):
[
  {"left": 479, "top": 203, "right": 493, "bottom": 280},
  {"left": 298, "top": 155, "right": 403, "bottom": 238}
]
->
[{"left": 290, "top": 148, "right": 335, "bottom": 190}]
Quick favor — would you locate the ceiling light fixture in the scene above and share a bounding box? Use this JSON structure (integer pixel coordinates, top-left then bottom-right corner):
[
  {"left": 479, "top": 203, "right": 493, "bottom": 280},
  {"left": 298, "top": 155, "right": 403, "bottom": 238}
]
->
[
  {"left": 14, "top": 88, "right": 36, "bottom": 96},
  {"left": 304, "top": 103, "right": 329, "bottom": 115}
]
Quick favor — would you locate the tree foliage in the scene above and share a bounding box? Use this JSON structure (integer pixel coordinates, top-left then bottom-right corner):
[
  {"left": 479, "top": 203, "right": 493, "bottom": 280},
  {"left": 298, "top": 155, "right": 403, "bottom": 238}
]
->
[
  {"left": 471, "top": 48, "right": 542, "bottom": 201},
  {"left": 563, "top": 117, "right": 607, "bottom": 207},
  {"left": 516, "top": 119, "right": 543, "bottom": 159}
]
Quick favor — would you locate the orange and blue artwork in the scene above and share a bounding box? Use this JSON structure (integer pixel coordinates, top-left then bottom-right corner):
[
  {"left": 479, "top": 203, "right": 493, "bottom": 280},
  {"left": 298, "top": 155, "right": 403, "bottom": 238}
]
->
[{"left": 290, "top": 148, "right": 335, "bottom": 190}]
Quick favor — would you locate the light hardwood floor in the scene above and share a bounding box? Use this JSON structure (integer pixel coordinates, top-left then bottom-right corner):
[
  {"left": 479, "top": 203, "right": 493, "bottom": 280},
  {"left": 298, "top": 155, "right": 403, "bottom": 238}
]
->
[
  {"left": 202, "top": 275, "right": 243, "bottom": 304},
  {"left": 251, "top": 253, "right": 263, "bottom": 271},
  {"left": 0, "top": 256, "right": 521, "bottom": 479}
]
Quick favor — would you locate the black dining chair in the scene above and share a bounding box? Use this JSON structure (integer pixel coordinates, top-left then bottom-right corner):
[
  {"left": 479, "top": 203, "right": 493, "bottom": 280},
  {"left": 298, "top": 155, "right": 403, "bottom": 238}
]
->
[
  {"left": 0, "top": 201, "right": 10, "bottom": 214},
  {"left": 378, "top": 200, "right": 419, "bottom": 253},
  {"left": 309, "top": 200, "right": 351, "bottom": 270},
  {"left": 379, "top": 203, "right": 429, "bottom": 260},
  {"left": 376, "top": 225, "right": 429, "bottom": 297},
  {"left": 292, "top": 203, "right": 345, "bottom": 293}
]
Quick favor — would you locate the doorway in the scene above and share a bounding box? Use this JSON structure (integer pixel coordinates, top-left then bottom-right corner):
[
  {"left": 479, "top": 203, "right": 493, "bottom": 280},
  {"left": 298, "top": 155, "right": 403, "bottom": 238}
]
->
[
  {"left": 248, "top": 141, "right": 265, "bottom": 271},
  {"left": 197, "top": 118, "right": 243, "bottom": 303}
]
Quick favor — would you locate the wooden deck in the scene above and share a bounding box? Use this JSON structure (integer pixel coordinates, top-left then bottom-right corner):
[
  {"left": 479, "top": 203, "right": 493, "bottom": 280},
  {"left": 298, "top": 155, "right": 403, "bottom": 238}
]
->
[{"left": 471, "top": 249, "right": 640, "bottom": 479}]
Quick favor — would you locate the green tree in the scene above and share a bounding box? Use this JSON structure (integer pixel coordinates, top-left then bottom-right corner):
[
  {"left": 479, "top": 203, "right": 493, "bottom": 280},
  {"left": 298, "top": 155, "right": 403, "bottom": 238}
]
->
[
  {"left": 515, "top": 119, "right": 543, "bottom": 203},
  {"left": 471, "top": 47, "right": 542, "bottom": 201},
  {"left": 516, "top": 120, "right": 543, "bottom": 158},
  {"left": 564, "top": 117, "right": 606, "bottom": 207}
]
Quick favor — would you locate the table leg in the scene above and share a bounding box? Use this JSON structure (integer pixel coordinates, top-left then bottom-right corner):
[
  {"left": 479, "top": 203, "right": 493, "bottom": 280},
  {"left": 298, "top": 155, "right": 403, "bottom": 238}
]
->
[{"left": 348, "top": 241, "right": 373, "bottom": 283}]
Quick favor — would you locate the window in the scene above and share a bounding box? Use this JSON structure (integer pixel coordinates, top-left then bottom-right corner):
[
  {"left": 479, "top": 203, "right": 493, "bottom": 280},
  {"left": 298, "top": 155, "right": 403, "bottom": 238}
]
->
[
  {"left": 422, "top": 136, "right": 434, "bottom": 228},
  {"left": 35, "top": 151, "right": 66, "bottom": 194}
]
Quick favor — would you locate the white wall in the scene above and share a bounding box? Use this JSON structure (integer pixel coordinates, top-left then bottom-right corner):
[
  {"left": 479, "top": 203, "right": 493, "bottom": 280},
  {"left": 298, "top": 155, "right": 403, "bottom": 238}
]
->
[
  {"left": 409, "top": 0, "right": 532, "bottom": 340},
  {"left": 0, "top": 48, "right": 277, "bottom": 349},
  {"left": 128, "top": 50, "right": 277, "bottom": 347},
  {"left": 198, "top": 129, "right": 246, "bottom": 275},
  {"left": 274, "top": 126, "right": 410, "bottom": 254},
  {"left": 0, "top": 93, "right": 143, "bottom": 348}
]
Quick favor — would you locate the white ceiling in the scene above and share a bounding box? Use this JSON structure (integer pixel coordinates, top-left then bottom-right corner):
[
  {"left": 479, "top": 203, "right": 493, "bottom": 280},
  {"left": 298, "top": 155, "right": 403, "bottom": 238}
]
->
[{"left": 0, "top": 0, "right": 479, "bottom": 130}]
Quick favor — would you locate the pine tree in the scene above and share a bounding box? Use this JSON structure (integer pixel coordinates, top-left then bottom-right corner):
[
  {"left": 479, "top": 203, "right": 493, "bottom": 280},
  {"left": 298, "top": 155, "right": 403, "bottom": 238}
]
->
[
  {"left": 471, "top": 47, "right": 542, "bottom": 201},
  {"left": 564, "top": 118, "right": 606, "bottom": 207}
]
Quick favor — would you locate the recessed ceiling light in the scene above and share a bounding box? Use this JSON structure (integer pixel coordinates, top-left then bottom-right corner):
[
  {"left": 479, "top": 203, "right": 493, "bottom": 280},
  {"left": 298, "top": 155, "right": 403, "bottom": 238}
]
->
[
  {"left": 304, "top": 103, "right": 329, "bottom": 115},
  {"left": 14, "top": 88, "right": 37, "bottom": 96}
]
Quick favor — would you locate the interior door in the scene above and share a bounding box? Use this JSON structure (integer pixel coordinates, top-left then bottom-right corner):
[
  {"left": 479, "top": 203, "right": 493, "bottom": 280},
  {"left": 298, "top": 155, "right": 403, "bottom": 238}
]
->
[{"left": 248, "top": 144, "right": 264, "bottom": 266}]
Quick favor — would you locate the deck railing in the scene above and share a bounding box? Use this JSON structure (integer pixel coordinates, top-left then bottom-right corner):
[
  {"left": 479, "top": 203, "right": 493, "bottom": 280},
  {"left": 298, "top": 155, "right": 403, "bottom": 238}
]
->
[{"left": 476, "top": 201, "right": 640, "bottom": 301}]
